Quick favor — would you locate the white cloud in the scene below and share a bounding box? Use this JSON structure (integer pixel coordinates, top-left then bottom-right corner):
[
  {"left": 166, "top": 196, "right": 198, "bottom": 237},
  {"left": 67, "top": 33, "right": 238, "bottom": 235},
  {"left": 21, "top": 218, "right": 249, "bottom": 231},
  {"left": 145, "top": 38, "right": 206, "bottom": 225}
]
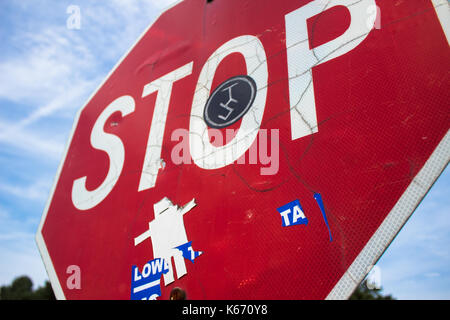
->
[
  {"left": 0, "top": 205, "right": 48, "bottom": 288},
  {"left": 151, "top": 0, "right": 180, "bottom": 9},
  {"left": 0, "top": 177, "right": 51, "bottom": 203},
  {"left": 112, "top": 0, "right": 178, "bottom": 11},
  {"left": 425, "top": 272, "right": 440, "bottom": 278},
  {"left": 0, "top": 25, "right": 99, "bottom": 163},
  {"left": 0, "top": 205, "right": 8, "bottom": 220},
  {"left": 0, "top": 119, "right": 65, "bottom": 161},
  {"left": 0, "top": 26, "right": 95, "bottom": 104}
]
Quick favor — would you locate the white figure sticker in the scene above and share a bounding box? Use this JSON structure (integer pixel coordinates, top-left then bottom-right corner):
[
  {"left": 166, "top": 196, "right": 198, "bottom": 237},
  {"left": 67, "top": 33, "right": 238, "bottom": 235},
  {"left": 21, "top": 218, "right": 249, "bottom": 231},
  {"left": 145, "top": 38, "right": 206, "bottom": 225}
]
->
[{"left": 134, "top": 197, "right": 199, "bottom": 285}]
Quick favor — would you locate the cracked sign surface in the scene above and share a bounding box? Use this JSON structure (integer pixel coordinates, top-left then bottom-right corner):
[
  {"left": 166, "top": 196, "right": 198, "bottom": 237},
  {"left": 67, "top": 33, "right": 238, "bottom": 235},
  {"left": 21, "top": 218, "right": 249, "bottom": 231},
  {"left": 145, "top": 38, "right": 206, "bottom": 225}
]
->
[{"left": 37, "top": 0, "right": 449, "bottom": 299}]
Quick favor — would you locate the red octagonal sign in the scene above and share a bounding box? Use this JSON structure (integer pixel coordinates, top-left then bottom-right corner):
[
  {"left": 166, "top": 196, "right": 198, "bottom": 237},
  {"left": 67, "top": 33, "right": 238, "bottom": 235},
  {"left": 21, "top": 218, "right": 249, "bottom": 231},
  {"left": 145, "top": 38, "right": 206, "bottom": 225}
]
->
[{"left": 36, "top": 0, "right": 450, "bottom": 299}]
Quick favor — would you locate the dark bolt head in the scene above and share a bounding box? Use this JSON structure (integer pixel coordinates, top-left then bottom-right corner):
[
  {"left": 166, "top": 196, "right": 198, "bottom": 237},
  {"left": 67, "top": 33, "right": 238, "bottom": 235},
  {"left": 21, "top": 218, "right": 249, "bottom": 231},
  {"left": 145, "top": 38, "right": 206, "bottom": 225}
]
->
[{"left": 170, "top": 287, "right": 186, "bottom": 300}]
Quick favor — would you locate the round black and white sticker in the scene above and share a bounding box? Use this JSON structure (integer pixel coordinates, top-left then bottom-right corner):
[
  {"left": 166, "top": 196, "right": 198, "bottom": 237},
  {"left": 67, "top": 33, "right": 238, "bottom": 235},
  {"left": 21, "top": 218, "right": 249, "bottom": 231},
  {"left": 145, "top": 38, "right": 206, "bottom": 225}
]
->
[{"left": 203, "top": 75, "right": 257, "bottom": 128}]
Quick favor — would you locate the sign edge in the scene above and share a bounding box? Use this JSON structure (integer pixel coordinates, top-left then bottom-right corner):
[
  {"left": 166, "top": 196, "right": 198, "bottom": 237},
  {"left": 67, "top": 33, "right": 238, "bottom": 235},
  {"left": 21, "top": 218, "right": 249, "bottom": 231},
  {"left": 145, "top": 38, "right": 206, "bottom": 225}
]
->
[{"left": 326, "top": 130, "right": 450, "bottom": 300}]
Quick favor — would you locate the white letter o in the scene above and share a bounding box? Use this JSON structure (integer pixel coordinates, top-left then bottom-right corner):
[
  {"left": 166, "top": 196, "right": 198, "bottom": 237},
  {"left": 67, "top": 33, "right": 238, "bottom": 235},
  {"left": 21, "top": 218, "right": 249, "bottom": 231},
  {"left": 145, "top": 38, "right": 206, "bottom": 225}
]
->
[{"left": 189, "top": 35, "right": 268, "bottom": 169}]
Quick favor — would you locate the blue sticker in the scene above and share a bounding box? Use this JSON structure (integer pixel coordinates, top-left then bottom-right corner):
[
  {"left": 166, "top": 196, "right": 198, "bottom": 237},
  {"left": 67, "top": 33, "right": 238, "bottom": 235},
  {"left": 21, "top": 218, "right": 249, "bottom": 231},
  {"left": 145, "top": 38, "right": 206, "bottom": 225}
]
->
[
  {"left": 276, "top": 199, "right": 308, "bottom": 227},
  {"left": 175, "top": 241, "right": 203, "bottom": 263},
  {"left": 314, "top": 193, "right": 332, "bottom": 242},
  {"left": 130, "top": 258, "right": 169, "bottom": 300}
]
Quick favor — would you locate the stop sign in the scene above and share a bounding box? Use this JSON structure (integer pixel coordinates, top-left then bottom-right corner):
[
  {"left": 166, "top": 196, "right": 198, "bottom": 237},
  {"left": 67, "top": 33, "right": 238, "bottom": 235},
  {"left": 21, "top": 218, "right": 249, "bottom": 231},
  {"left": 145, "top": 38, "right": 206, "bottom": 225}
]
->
[{"left": 36, "top": 0, "right": 449, "bottom": 299}]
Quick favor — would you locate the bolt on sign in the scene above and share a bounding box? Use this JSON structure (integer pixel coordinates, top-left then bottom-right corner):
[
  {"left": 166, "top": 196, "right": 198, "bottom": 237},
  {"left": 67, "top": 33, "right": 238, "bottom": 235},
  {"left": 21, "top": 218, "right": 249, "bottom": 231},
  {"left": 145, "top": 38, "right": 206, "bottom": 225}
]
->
[{"left": 36, "top": 0, "right": 450, "bottom": 299}]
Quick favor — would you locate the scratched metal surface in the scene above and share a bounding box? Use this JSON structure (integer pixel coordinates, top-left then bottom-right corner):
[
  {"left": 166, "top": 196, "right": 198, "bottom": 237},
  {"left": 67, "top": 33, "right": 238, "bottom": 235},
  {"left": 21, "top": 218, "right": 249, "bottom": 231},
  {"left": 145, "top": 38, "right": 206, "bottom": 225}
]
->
[{"left": 37, "top": 0, "right": 450, "bottom": 299}]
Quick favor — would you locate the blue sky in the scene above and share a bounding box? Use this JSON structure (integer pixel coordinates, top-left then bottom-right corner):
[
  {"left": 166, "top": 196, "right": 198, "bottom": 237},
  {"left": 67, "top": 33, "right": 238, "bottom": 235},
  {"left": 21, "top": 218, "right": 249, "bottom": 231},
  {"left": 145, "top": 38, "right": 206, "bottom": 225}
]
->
[{"left": 0, "top": 0, "right": 448, "bottom": 299}]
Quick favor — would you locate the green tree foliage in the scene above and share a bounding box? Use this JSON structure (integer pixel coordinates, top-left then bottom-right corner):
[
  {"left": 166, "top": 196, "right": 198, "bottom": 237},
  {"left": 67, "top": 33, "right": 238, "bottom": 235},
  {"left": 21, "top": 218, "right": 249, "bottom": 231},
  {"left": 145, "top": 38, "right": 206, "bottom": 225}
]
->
[
  {"left": 350, "top": 280, "right": 395, "bottom": 300},
  {"left": 0, "top": 276, "right": 55, "bottom": 300}
]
